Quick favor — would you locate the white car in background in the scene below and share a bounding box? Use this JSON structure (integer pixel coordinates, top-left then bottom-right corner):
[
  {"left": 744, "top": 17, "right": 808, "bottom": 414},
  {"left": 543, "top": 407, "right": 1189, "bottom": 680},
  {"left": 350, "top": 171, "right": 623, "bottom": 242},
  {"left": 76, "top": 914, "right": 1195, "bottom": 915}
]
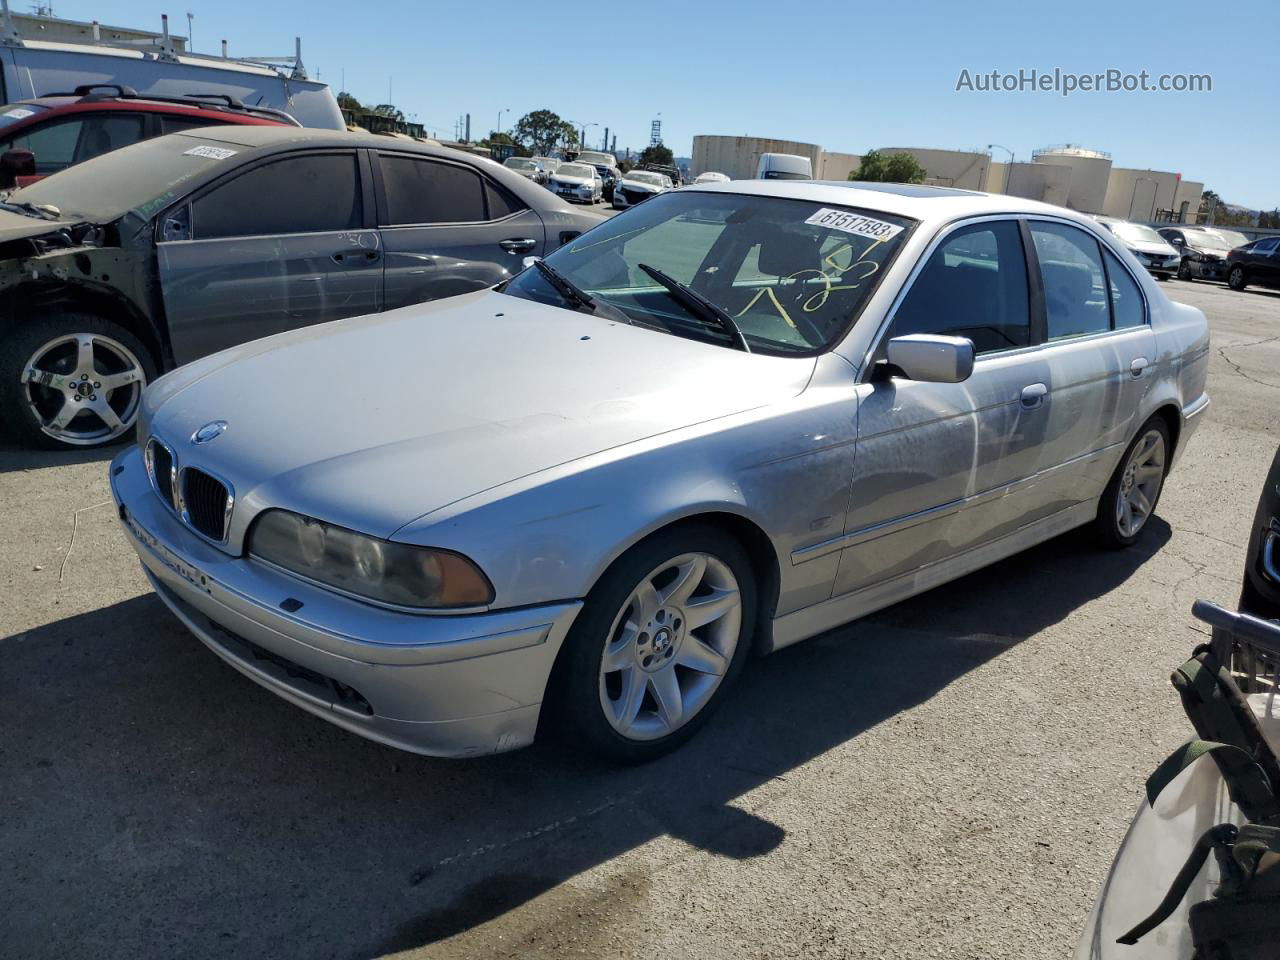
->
[
  {"left": 1093, "top": 216, "right": 1180, "bottom": 280},
  {"left": 612, "top": 169, "right": 672, "bottom": 210},
  {"left": 547, "top": 162, "right": 601, "bottom": 204},
  {"left": 694, "top": 171, "right": 730, "bottom": 185},
  {"left": 532, "top": 156, "right": 562, "bottom": 183}
]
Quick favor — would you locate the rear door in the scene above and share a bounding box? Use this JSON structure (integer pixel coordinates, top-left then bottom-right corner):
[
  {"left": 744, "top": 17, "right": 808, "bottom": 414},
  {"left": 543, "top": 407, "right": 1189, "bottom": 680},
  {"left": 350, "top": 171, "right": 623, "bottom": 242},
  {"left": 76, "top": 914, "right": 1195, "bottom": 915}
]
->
[
  {"left": 1250, "top": 237, "right": 1280, "bottom": 286},
  {"left": 158, "top": 149, "right": 381, "bottom": 363},
  {"left": 373, "top": 151, "right": 546, "bottom": 310}
]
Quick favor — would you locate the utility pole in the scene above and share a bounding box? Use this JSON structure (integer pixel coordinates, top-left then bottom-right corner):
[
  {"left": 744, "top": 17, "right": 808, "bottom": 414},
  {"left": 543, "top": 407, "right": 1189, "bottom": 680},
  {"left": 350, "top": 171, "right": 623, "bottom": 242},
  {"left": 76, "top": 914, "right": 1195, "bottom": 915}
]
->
[
  {"left": 465, "top": 113, "right": 471, "bottom": 143},
  {"left": 186, "top": 12, "right": 193, "bottom": 50},
  {"left": 602, "top": 126, "right": 609, "bottom": 152}
]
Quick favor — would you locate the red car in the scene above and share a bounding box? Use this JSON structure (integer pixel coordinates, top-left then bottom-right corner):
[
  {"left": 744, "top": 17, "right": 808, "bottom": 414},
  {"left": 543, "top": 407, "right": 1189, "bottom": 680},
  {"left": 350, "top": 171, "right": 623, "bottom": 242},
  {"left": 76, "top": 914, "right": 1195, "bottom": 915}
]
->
[{"left": 0, "top": 83, "right": 297, "bottom": 188}]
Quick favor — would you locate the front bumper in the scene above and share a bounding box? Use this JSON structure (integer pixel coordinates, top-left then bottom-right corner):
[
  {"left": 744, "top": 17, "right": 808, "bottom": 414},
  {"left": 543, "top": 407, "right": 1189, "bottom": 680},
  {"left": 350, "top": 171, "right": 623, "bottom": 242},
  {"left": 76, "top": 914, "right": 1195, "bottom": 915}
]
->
[
  {"left": 109, "top": 447, "right": 582, "bottom": 757},
  {"left": 1185, "top": 256, "right": 1226, "bottom": 280}
]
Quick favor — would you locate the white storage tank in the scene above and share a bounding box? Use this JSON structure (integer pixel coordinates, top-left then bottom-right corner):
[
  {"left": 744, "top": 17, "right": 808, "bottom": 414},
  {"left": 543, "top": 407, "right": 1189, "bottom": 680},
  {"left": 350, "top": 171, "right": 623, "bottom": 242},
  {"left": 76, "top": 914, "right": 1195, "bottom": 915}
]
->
[{"left": 1030, "top": 145, "right": 1112, "bottom": 214}]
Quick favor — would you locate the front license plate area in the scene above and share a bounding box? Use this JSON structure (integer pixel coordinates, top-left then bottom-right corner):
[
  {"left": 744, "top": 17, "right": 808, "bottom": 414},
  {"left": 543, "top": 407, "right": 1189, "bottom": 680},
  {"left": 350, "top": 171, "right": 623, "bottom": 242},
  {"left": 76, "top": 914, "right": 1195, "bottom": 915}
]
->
[{"left": 128, "top": 515, "right": 210, "bottom": 593}]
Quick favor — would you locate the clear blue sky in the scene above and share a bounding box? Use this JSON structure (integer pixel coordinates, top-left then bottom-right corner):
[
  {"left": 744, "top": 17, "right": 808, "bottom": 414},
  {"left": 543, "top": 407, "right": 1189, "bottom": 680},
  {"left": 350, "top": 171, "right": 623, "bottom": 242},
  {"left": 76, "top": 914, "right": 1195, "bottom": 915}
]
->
[{"left": 63, "top": 0, "right": 1280, "bottom": 208}]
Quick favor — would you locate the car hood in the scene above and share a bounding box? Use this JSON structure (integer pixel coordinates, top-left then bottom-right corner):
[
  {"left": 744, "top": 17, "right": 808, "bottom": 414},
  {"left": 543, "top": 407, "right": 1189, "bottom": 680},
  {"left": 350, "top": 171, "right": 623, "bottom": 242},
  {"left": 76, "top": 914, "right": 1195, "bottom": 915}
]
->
[
  {"left": 1185, "top": 239, "right": 1229, "bottom": 256},
  {"left": 551, "top": 176, "right": 592, "bottom": 186},
  {"left": 621, "top": 181, "right": 663, "bottom": 192},
  {"left": 0, "top": 208, "right": 87, "bottom": 241},
  {"left": 147, "top": 290, "right": 816, "bottom": 539},
  {"left": 1127, "top": 239, "right": 1179, "bottom": 257}
]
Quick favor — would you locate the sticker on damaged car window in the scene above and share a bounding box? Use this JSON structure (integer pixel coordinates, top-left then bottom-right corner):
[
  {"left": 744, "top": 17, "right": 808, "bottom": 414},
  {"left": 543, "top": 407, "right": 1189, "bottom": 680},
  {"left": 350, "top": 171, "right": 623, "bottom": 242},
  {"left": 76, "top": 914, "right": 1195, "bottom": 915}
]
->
[
  {"left": 183, "top": 145, "right": 238, "bottom": 160},
  {"left": 804, "top": 208, "right": 904, "bottom": 241},
  {"left": 3, "top": 107, "right": 34, "bottom": 119}
]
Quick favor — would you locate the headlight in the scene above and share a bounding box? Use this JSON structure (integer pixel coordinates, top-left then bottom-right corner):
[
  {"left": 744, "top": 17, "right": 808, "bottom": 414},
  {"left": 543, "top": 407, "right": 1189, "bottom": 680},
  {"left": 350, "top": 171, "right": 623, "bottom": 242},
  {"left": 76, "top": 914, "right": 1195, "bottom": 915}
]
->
[{"left": 248, "top": 509, "right": 494, "bottom": 609}]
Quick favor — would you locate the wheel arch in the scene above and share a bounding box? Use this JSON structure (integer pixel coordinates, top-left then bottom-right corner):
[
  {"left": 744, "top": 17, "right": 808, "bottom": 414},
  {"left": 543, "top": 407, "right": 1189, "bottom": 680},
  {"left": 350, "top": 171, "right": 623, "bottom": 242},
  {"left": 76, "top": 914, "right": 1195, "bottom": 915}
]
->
[{"left": 0, "top": 280, "right": 165, "bottom": 370}]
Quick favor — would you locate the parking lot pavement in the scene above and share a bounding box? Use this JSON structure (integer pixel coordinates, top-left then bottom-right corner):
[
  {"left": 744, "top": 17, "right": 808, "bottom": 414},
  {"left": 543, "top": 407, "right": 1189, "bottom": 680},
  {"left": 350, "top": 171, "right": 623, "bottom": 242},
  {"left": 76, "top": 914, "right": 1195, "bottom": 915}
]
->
[{"left": 1, "top": 279, "right": 1277, "bottom": 959}]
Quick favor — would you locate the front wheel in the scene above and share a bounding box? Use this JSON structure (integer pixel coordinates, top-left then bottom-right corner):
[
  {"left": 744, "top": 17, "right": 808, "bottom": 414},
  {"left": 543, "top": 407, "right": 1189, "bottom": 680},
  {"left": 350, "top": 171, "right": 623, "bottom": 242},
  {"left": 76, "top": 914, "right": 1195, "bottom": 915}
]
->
[
  {"left": 547, "top": 525, "right": 756, "bottom": 762},
  {"left": 1228, "top": 266, "right": 1248, "bottom": 291},
  {"left": 1178, "top": 259, "right": 1193, "bottom": 281},
  {"left": 1094, "top": 416, "right": 1171, "bottom": 548},
  {"left": 0, "top": 313, "right": 156, "bottom": 450}
]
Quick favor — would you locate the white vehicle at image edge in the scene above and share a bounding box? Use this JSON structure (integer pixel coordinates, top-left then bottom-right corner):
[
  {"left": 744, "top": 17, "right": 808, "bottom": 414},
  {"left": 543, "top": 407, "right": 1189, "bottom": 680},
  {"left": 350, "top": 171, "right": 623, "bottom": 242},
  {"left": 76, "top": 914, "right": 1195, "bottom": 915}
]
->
[
  {"left": 611, "top": 169, "right": 673, "bottom": 209},
  {"left": 546, "top": 162, "right": 601, "bottom": 204},
  {"left": 110, "top": 181, "right": 1210, "bottom": 762}
]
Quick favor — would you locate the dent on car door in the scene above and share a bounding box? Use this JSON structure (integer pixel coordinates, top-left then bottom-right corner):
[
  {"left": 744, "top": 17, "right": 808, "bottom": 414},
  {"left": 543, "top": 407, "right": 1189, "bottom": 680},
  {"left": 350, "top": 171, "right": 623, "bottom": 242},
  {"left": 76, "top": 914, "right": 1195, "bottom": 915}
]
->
[
  {"left": 835, "top": 218, "right": 1052, "bottom": 597},
  {"left": 1023, "top": 220, "right": 1156, "bottom": 513},
  {"left": 157, "top": 151, "right": 382, "bottom": 364},
  {"left": 375, "top": 152, "right": 545, "bottom": 310}
]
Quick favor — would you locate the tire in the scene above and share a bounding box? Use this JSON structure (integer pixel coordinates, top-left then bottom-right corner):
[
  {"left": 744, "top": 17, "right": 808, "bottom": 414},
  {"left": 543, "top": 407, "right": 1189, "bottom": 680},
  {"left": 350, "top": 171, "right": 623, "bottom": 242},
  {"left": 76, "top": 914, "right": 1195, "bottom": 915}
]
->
[
  {"left": 1094, "top": 415, "right": 1172, "bottom": 549},
  {"left": 1178, "top": 259, "right": 1193, "bottom": 281},
  {"left": 545, "top": 524, "right": 757, "bottom": 763},
  {"left": 0, "top": 312, "right": 157, "bottom": 451},
  {"left": 1228, "top": 266, "right": 1248, "bottom": 291}
]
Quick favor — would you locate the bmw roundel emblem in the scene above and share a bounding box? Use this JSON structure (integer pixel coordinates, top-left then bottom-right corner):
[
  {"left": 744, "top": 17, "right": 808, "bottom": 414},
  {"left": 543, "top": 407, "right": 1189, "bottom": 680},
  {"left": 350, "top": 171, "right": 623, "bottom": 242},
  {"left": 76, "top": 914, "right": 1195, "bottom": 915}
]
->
[{"left": 191, "top": 420, "right": 228, "bottom": 444}]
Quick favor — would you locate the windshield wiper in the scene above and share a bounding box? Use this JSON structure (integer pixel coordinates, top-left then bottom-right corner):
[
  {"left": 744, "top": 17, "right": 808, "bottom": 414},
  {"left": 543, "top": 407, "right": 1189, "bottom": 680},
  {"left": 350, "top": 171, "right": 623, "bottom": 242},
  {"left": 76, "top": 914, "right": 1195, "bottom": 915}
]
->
[
  {"left": 531, "top": 258, "right": 633, "bottom": 325},
  {"left": 637, "top": 263, "right": 750, "bottom": 352},
  {"left": 0, "top": 200, "right": 60, "bottom": 221}
]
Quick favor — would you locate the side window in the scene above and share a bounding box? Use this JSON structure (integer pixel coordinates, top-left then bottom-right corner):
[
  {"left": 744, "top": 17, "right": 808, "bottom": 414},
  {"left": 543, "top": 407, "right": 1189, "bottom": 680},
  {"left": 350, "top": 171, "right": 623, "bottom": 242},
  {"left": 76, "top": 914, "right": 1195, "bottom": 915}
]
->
[
  {"left": 73, "top": 114, "right": 147, "bottom": 164},
  {"left": 192, "top": 153, "right": 361, "bottom": 240},
  {"left": 484, "top": 179, "right": 526, "bottom": 220},
  {"left": 1103, "top": 249, "right": 1145, "bottom": 330},
  {"left": 3, "top": 117, "right": 83, "bottom": 174},
  {"left": 1029, "top": 222, "right": 1109, "bottom": 340},
  {"left": 1254, "top": 237, "right": 1279, "bottom": 254},
  {"left": 379, "top": 155, "right": 486, "bottom": 225},
  {"left": 891, "top": 220, "right": 1030, "bottom": 355}
]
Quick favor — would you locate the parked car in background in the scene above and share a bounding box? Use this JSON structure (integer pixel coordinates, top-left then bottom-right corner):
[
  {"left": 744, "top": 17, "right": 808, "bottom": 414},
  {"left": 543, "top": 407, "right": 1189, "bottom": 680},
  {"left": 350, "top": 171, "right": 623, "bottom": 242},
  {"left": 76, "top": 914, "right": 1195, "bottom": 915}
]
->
[
  {"left": 547, "top": 161, "right": 601, "bottom": 204},
  {"left": 1158, "top": 225, "right": 1238, "bottom": 282},
  {"left": 573, "top": 150, "right": 621, "bottom": 201},
  {"left": 0, "top": 83, "right": 295, "bottom": 188},
  {"left": 531, "top": 156, "right": 561, "bottom": 180},
  {"left": 502, "top": 156, "right": 548, "bottom": 185},
  {"left": 612, "top": 169, "right": 672, "bottom": 209},
  {"left": 639, "top": 162, "right": 682, "bottom": 186},
  {"left": 1092, "top": 217, "right": 1180, "bottom": 280},
  {"left": 0, "top": 126, "right": 600, "bottom": 449},
  {"left": 111, "top": 182, "right": 1208, "bottom": 762},
  {"left": 757, "top": 152, "right": 812, "bottom": 180},
  {"left": 694, "top": 171, "right": 729, "bottom": 184},
  {"left": 1225, "top": 236, "right": 1280, "bottom": 292},
  {"left": 0, "top": 33, "right": 344, "bottom": 129}
]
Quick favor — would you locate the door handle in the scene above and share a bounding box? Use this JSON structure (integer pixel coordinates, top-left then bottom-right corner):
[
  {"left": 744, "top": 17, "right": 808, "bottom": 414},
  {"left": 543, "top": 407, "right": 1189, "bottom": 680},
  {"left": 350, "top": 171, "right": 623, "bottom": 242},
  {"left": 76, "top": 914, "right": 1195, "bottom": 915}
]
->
[
  {"left": 1130, "top": 357, "right": 1149, "bottom": 377},
  {"left": 1020, "top": 383, "right": 1048, "bottom": 408},
  {"left": 333, "top": 250, "right": 380, "bottom": 264},
  {"left": 499, "top": 238, "right": 537, "bottom": 254}
]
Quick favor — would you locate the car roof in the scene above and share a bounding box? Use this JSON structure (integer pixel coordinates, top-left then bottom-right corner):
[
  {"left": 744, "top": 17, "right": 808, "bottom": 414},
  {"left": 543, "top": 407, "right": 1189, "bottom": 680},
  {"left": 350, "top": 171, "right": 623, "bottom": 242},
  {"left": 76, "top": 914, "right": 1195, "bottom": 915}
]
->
[
  {"left": 685, "top": 179, "right": 1097, "bottom": 225},
  {"left": 12, "top": 94, "right": 293, "bottom": 125}
]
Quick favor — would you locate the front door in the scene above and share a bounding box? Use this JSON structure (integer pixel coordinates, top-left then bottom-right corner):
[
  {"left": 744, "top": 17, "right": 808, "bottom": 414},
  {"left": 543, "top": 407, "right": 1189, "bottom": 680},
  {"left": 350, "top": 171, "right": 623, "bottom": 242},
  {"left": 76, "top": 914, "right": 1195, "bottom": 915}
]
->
[
  {"left": 374, "top": 151, "right": 546, "bottom": 311},
  {"left": 835, "top": 218, "right": 1051, "bottom": 597},
  {"left": 158, "top": 150, "right": 381, "bottom": 364}
]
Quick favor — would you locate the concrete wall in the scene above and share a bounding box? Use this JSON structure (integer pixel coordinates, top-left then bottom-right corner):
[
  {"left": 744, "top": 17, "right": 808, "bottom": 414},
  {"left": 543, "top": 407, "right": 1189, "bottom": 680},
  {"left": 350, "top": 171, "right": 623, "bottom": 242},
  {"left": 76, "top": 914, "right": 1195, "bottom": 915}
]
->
[
  {"left": 818, "top": 151, "right": 861, "bottom": 181},
  {"left": 1173, "top": 179, "right": 1204, "bottom": 224},
  {"left": 878, "top": 147, "right": 990, "bottom": 190},
  {"left": 691, "top": 135, "right": 822, "bottom": 181},
  {"left": 1102, "top": 168, "right": 1181, "bottom": 221}
]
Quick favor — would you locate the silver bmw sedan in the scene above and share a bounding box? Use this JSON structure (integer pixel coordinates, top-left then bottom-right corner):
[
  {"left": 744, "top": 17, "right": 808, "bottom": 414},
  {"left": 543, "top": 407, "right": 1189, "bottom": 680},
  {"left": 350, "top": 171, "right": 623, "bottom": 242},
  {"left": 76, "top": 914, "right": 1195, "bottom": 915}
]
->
[{"left": 110, "top": 181, "right": 1210, "bottom": 762}]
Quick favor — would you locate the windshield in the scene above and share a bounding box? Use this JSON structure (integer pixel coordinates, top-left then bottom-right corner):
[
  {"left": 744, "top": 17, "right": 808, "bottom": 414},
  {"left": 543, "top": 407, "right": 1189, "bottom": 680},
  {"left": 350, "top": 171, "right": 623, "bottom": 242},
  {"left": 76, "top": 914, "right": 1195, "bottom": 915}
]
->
[
  {"left": 1111, "top": 221, "right": 1166, "bottom": 245},
  {"left": 763, "top": 171, "right": 811, "bottom": 181},
  {"left": 11, "top": 133, "right": 244, "bottom": 223},
  {"left": 534, "top": 157, "right": 560, "bottom": 170},
  {"left": 625, "top": 171, "right": 665, "bottom": 186},
  {"left": 505, "top": 158, "right": 536, "bottom": 170},
  {"left": 576, "top": 152, "right": 615, "bottom": 167},
  {"left": 0, "top": 102, "right": 51, "bottom": 130},
  {"left": 502, "top": 191, "right": 912, "bottom": 356},
  {"left": 1205, "top": 228, "right": 1249, "bottom": 248},
  {"left": 556, "top": 164, "right": 593, "bottom": 179}
]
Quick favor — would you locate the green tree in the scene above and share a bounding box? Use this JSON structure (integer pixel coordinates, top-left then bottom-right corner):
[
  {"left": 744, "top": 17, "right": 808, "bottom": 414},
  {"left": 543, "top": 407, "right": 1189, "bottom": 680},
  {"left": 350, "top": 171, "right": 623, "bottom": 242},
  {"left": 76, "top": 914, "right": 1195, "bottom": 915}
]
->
[
  {"left": 336, "top": 91, "right": 363, "bottom": 113},
  {"left": 513, "top": 110, "right": 577, "bottom": 156},
  {"left": 638, "top": 143, "right": 674, "bottom": 167},
  {"left": 371, "top": 103, "right": 404, "bottom": 121},
  {"left": 1257, "top": 209, "right": 1280, "bottom": 229},
  {"left": 849, "top": 150, "right": 927, "bottom": 184}
]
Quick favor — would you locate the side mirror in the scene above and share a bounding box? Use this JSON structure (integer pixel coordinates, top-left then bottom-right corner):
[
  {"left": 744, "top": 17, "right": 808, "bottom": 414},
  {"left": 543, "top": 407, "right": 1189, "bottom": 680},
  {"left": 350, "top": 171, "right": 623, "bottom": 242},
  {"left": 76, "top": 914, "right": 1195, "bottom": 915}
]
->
[
  {"left": 0, "top": 148, "right": 35, "bottom": 189},
  {"left": 885, "top": 334, "right": 975, "bottom": 383}
]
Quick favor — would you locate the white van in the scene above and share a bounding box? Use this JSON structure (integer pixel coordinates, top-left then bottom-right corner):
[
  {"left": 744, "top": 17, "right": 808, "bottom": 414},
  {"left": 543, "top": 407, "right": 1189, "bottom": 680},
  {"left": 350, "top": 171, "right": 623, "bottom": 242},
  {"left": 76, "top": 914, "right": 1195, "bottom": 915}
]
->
[
  {"left": 756, "top": 153, "right": 812, "bottom": 180},
  {"left": 0, "top": 39, "right": 343, "bottom": 129}
]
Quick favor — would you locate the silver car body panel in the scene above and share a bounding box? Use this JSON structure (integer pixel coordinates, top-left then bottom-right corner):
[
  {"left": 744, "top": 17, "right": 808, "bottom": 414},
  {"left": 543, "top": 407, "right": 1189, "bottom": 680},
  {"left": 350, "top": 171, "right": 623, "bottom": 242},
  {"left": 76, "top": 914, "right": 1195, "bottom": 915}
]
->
[{"left": 117, "top": 181, "right": 1210, "bottom": 755}]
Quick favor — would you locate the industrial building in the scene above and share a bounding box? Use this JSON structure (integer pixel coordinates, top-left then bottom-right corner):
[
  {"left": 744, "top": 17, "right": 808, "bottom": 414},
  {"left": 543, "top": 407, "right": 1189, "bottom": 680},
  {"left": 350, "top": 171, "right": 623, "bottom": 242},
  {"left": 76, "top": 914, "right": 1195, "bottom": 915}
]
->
[{"left": 691, "top": 135, "right": 1205, "bottom": 223}]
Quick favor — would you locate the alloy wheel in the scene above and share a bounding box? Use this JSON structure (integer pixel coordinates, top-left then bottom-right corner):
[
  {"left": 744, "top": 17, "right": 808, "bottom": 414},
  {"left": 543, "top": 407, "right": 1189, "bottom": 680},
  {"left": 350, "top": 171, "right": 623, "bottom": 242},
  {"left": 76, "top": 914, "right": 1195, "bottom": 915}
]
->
[
  {"left": 20, "top": 332, "right": 146, "bottom": 445},
  {"left": 598, "top": 551, "right": 742, "bottom": 741},
  {"left": 1115, "top": 428, "right": 1166, "bottom": 538}
]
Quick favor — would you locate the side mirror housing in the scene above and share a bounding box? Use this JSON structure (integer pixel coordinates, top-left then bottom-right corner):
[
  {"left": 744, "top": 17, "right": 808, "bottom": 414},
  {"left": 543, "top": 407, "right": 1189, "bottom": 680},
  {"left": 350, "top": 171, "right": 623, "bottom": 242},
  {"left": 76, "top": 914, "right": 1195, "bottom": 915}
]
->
[
  {"left": 885, "top": 334, "right": 975, "bottom": 383},
  {"left": 0, "top": 148, "right": 35, "bottom": 189}
]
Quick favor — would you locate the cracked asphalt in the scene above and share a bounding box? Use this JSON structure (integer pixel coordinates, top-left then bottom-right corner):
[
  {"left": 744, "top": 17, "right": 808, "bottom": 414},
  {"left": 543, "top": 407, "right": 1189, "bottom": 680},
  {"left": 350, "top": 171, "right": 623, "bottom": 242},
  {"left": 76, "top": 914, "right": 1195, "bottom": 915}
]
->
[{"left": 2, "top": 279, "right": 1278, "bottom": 960}]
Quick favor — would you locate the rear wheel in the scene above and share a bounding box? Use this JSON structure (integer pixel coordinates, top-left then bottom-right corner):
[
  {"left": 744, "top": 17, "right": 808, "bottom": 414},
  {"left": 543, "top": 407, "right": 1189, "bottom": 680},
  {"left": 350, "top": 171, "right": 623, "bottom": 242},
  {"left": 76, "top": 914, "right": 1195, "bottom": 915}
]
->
[
  {"left": 1228, "top": 265, "right": 1248, "bottom": 291},
  {"left": 0, "top": 313, "right": 156, "bottom": 450},
  {"left": 548, "top": 525, "right": 756, "bottom": 763},
  {"left": 1094, "top": 416, "right": 1171, "bottom": 548}
]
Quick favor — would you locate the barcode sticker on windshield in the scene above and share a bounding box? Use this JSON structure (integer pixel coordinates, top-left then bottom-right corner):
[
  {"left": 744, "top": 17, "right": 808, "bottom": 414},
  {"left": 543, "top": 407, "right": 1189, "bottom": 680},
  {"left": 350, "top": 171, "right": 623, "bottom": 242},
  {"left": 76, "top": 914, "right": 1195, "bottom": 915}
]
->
[
  {"left": 804, "top": 208, "right": 903, "bottom": 241},
  {"left": 183, "top": 145, "right": 238, "bottom": 160},
  {"left": 3, "top": 108, "right": 34, "bottom": 119}
]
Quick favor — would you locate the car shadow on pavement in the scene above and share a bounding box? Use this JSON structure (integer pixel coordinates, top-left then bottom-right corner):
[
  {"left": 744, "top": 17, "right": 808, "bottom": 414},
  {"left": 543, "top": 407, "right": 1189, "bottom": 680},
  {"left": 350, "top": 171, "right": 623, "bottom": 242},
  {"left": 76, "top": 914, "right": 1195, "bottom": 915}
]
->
[
  {"left": 0, "top": 520, "right": 1170, "bottom": 959},
  {"left": 0, "top": 432, "right": 121, "bottom": 475}
]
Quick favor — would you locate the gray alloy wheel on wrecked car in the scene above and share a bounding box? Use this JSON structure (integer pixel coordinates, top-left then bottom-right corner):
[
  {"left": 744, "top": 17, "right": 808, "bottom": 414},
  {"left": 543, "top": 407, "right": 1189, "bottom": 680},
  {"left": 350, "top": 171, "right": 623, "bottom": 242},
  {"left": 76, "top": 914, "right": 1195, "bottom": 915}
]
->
[{"left": 1, "top": 314, "right": 156, "bottom": 450}]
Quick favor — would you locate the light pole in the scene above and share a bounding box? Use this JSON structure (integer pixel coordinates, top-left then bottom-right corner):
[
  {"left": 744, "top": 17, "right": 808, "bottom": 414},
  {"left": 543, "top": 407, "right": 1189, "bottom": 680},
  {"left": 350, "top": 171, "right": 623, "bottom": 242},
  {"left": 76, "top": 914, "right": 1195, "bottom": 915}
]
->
[
  {"left": 496, "top": 108, "right": 510, "bottom": 139},
  {"left": 186, "top": 12, "right": 194, "bottom": 50},
  {"left": 988, "top": 143, "right": 1014, "bottom": 193}
]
